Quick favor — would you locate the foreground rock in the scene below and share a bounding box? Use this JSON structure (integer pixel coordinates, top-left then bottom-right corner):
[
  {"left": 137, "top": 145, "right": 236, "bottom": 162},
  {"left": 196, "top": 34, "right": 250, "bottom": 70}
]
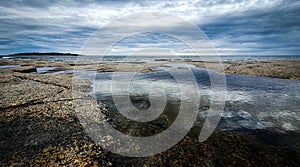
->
[{"left": 222, "top": 60, "right": 300, "bottom": 80}]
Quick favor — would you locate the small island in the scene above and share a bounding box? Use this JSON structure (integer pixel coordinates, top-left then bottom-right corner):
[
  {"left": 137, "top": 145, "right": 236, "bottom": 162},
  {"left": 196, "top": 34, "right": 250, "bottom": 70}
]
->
[{"left": 4, "top": 52, "right": 80, "bottom": 57}]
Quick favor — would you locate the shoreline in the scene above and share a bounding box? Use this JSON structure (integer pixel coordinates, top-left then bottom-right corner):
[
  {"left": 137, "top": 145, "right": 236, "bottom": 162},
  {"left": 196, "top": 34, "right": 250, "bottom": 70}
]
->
[{"left": 1, "top": 59, "right": 300, "bottom": 166}]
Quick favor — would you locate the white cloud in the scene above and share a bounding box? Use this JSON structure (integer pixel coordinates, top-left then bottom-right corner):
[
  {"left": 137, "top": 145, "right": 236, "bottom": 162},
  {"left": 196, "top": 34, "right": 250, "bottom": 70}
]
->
[
  {"left": 0, "top": 0, "right": 284, "bottom": 27},
  {"left": 1, "top": 0, "right": 298, "bottom": 55}
]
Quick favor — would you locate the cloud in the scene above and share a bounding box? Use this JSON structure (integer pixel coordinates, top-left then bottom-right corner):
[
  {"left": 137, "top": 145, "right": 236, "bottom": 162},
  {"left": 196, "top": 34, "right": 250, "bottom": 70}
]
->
[
  {"left": 0, "top": 0, "right": 299, "bottom": 55},
  {"left": 200, "top": 0, "right": 300, "bottom": 55}
]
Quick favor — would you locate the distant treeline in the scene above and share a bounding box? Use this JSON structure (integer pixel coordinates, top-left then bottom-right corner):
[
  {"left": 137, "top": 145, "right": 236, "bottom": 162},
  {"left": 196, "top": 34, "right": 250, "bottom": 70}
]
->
[{"left": 7, "top": 52, "right": 79, "bottom": 56}]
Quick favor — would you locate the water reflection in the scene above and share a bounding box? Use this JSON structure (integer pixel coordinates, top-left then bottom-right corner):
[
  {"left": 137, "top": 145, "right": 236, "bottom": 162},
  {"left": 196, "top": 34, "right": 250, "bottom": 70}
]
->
[{"left": 89, "top": 64, "right": 300, "bottom": 147}]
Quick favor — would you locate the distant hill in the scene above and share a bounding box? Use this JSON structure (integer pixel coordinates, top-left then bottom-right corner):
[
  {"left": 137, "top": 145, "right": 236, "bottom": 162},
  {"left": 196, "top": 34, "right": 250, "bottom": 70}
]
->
[{"left": 7, "top": 52, "right": 79, "bottom": 56}]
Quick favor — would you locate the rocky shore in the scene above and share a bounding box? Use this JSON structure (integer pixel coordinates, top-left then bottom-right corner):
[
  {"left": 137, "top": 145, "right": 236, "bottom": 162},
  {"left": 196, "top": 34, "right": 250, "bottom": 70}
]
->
[{"left": 1, "top": 59, "right": 300, "bottom": 166}]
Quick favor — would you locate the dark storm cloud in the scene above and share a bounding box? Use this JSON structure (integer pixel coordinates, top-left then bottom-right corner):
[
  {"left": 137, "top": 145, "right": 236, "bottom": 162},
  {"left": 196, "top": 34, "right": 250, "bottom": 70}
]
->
[{"left": 201, "top": 0, "right": 300, "bottom": 54}]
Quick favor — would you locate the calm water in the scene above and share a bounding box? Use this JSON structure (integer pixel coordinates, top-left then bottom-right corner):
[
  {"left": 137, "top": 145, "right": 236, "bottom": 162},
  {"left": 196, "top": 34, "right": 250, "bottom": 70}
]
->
[
  {"left": 2, "top": 55, "right": 300, "bottom": 62},
  {"left": 81, "top": 64, "right": 300, "bottom": 148}
]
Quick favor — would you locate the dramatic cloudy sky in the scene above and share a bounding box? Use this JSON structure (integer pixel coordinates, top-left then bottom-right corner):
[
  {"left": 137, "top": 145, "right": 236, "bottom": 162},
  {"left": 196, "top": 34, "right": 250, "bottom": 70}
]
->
[{"left": 0, "top": 0, "right": 299, "bottom": 55}]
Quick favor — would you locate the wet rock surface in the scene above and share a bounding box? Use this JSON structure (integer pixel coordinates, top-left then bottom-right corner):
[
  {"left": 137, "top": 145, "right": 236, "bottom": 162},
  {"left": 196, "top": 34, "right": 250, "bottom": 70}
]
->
[{"left": 1, "top": 59, "right": 300, "bottom": 166}]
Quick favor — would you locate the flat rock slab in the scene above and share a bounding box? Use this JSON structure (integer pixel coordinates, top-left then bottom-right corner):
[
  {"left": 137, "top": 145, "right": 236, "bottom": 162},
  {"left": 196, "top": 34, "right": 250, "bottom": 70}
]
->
[{"left": 0, "top": 76, "right": 64, "bottom": 109}]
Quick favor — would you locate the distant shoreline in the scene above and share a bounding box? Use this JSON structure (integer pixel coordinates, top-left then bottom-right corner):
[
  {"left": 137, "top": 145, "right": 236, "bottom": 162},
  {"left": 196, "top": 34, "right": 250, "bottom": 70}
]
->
[
  {"left": 1, "top": 53, "right": 300, "bottom": 63},
  {"left": 2, "top": 52, "right": 80, "bottom": 57},
  {"left": 2, "top": 52, "right": 300, "bottom": 57}
]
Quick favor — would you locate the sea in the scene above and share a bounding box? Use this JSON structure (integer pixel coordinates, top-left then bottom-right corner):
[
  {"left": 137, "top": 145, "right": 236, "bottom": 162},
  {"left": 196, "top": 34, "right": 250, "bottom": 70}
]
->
[{"left": 2, "top": 55, "right": 300, "bottom": 62}]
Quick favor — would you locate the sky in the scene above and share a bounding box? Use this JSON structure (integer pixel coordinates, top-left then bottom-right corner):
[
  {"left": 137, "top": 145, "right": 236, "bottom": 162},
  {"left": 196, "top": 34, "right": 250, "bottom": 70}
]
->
[{"left": 0, "top": 0, "right": 299, "bottom": 55}]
